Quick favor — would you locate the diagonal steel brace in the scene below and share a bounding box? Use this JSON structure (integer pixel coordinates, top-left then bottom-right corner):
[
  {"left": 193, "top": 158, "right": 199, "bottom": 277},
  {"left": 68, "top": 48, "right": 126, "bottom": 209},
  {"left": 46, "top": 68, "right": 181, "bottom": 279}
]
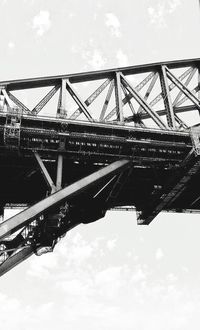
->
[{"left": 0, "top": 159, "right": 130, "bottom": 240}]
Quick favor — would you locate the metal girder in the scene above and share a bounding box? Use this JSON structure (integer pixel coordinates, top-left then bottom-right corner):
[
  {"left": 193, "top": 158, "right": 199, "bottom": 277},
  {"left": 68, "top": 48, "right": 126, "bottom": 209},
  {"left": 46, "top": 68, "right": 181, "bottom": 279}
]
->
[
  {"left": 174, "top": 114, "right": 188, "bottom": 129},
  {"left": 190, "top": 125, "right": 200, "bottom": 155},
  {"left": 93, "top": 176, "right": 117, "bottom": 198},
  {"left": 115, "top": 72, "right": 123, "bottom": 122},
  {"left": 104, "top": 72, "right": 155, "bottom": 121},
  {"left": 165, "top": 67, "right": 200, "bottom": 111},
  {"left": 0, "top": 246, "right": 34, "bottom": 277},
  {"left": 106, "top": 166, "right": 133, "bottom": 206},
  {"left": 0, "top": 208, "right": 80, "bottom": 277},
  {"left": 198, "top": 68, "right": 200, "bottom": 100},
  {"left": 99, "top": 80, "right": 114, "bottom": 121},
  {"left": 120, "top": 73, "right": 167, "bottom": 129},
  {"left": 57, "top": 79, "right": 67, "bottom": 118},
  {"left": 169, "top": 208, "right": 200, "bottom": 214},
  {"left": 70, "top": 78, "right": 110, "bottom": 120},
  {"left": 137, "top": 151, "right": 200, "bottom": 225},
  {"left": 0, "top": 60, "right": 197, "bottom": 131},
  {"left": 175, "top": 84, "right": 200, "bottom": 108},
  {"left": 4, "top": 107, "right": 21, "bottom": 146},
  {"left": 2, "top": 58, "right": 199, "bottom": 91},
  {"left": 0, "top": 159, "right": 130, "bottom": 240},
  {"left": 104, "top": 92, "right": 131, "bottom": 121},
  {"left": 35, "top": 152, "right": 64, "bottom": 192},
  {"left": 7, "top": 91, "right": 30, "bottom": 114},
  {"left": 173, "top": 68, "right": 197, "bottom": 106},
  {"left": 121, "top": 84, "right": 135, "bottom": 115},
  {"left": 149, "top": 67, "right": 194, "bottom": 108},
  {"left": 56, "top": 154, "right": 63, "bottom": 190},
  {"left": 66, "top": 80, "right": 94, "bottom": 121},
  {"left": 61, "top": 79, "right": 67, "bottom": 111},
  {"left": 94, "top": 67, "right": 193, "bottom": 122},
  {"left": 32, "top": 85, "right": 60, "bottom": 114},
  {"left": 140, "top": 104, "right": 197, "bottom": 120},
  {"left": 135, "top": 72, "right": 155, "bottom": 92},
  {"left": 1, "top": 88, "right": 15, "bottom": 109},
  {"left": 138, "top": 72, "right": 158, "bottom": 114},
  {"left": 160, "top": 66, "right": 176, "bottom": 129},
  {"left": 34, "top": 152, "right": 57, "bottom": 193},
  {"left": 57, "top": 91, "right": 61, "bottom": 113}
]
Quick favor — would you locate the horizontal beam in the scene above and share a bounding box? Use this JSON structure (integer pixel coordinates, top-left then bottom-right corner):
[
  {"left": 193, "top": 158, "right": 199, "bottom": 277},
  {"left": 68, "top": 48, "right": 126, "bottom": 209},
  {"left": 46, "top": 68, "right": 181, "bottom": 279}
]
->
[
  {"left": 0, "top": 159, "right": 130, "bottom": 239},
  {"left": 140, "top": 104, "right": 198, "bottom": 120},
  {"left": 0, "top": 108, "right": 191, "bottom": 137},
  {"left": 1, "top": 58, "right": 199, "bottom": 91}
]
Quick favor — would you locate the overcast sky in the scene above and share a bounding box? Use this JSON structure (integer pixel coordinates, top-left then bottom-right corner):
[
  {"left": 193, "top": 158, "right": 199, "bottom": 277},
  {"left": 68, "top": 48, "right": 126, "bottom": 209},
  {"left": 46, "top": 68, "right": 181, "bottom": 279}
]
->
[{"left": 1, "top": 1, "right": 200, "bottom": 329}]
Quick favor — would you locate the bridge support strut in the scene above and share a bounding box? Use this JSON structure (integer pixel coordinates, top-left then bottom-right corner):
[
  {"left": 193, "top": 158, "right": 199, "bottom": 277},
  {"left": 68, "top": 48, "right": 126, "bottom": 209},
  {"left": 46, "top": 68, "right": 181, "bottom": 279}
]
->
[{"left": 0, "top": 159, "right": 130, "bottom": 276}]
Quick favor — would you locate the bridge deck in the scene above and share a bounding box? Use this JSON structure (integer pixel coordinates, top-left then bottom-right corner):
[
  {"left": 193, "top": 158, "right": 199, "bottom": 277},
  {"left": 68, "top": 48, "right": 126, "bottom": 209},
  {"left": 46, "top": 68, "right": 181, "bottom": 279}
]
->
[{"left": 0, "top": 113, "right": 195, "bottom": 212}]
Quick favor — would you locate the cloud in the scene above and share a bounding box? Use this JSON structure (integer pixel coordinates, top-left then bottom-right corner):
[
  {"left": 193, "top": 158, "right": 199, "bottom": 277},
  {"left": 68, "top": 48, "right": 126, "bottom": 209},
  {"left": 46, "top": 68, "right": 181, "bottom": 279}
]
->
[
  {"left": 8, "top": 41, "right": 15, "bottom": 49},
  {"left": 116, "top": 49, "right": 129, "bottom": 67},
  {"left": 82, "top": 49, "right": 107, "bottom": 70},
  {"left": 106, "top": 237, "right": 117, "bottom": 250},
  {"left": 168, "top": 0, "right": 182, "bottom": 13},
  {"left": 155, "top": 247, "right": 164, "bottom": 260},
  {"left": 181, "top": 266, "right": 189, "bottom": 273},
  {"left": 8, "top": 227, "right": 200, "bottom": 329},
  {"left": 105, "top": 13, "right": 121, "bottom": 38},
  {"left": 94, "top": 266, "right": 124, "bottom": 299},
  {"left": 166, "top": 273, "right": 178, "bottom": 282},
  {"left": 131, "top": 265, "right": 147, "bottom": 283},
  {"left": 32, "top": 10, "right": 51, "bottom": 36},
  {"left": 27, "top": 253, "right": 58, "bottom": 279},
  {"left": 148, "top": 1, "right": 182, "bottom": 28},
  {"left": 57, "top": 278, "right": 90, "bottom": 296},
  {"left": 0, "top": 292, "right": 55, "bottom": 330},
  {"left": 148, "top": 4, "right": 167, "bottom": 28}
]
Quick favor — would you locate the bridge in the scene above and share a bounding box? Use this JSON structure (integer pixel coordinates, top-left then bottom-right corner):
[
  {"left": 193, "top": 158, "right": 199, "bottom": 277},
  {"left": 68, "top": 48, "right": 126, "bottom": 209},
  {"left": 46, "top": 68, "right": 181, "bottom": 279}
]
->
[{"left": 0, "top": 57, "right": 200, "bottom": 276}]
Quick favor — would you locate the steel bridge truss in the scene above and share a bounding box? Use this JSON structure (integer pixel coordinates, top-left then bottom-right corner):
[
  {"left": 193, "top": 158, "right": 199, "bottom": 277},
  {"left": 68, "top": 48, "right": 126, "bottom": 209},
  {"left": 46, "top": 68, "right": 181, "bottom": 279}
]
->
[
  {"left": 0, "top": 58, "right": 199, "bottom": 129},
  {"left": 0, "top": 58, "right": 200, "bottom": 276}
]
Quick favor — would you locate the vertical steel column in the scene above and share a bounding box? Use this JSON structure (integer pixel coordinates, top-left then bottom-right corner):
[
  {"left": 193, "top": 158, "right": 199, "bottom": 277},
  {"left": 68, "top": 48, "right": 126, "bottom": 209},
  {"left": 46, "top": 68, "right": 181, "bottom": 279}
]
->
[
  {"left": 59, "top": 79, "right": 67, "bottom": 117},
  {"left": 198, "top": 68, "right": 200, "bottom": 103},
  {"left": 115, "top": 72, "right": 123, "bottom": 122},
  {"left": 56, "top": 154, "right": 63, "bottom": 190},
  {"left": 160, "top": 66, "right": 176, "bottom": 129}
]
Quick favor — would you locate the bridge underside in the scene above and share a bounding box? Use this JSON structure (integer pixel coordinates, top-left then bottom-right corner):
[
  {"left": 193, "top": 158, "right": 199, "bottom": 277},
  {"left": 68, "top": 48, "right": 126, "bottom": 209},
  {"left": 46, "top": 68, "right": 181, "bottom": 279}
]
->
[{"left": 0, "top": 57, "right": 200, "bottom": 276}]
